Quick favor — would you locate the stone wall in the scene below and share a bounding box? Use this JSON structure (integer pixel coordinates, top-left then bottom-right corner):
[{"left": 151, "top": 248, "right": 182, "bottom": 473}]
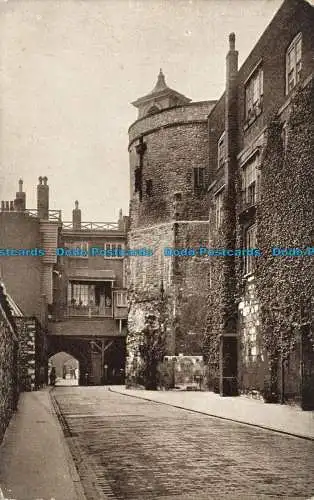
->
[
  {"left": 127, "top": 220, "right": 209, "bottom": 385},
  {"left": 129, "top": 102, "right": 214, "bottom": 231},
  {"left": 129, "top": 101, "right": 215, "bottom": 142},
  {"left": 0, "top": 284, "right": 18, "bottom": 443},
  {"left": 127, "top": 98, "right": 214, "bottom": 387},
  {"left": 15, "top": 317, "right": 40, "bottom": 391}
]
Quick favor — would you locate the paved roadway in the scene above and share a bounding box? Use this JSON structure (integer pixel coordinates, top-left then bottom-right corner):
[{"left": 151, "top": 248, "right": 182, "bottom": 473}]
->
[{"left": 52, "top": 387, "right": 314, "bottom": 500}]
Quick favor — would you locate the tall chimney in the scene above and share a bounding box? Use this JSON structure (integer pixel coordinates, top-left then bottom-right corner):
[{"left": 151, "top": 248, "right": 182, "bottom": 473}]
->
[
  {"left": 37, "top": 176, "right": 49, "bottom": 219},
  {"left": 14, "top": 178, "right": 26, "bottom": 211},
  {"left": 225, "top": 32, "right": 238, "bottom": 184},
  {"left": 223, "top": 35, "right": 239, "bottom": 326},
  {"left": 72, "top": 200, "right": 81, "bottom": 229}
]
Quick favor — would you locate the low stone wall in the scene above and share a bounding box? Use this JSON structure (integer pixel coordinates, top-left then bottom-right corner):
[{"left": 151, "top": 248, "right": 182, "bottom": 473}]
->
[{"left": 0, "top": 284, "right": 18, "bottom": 443}]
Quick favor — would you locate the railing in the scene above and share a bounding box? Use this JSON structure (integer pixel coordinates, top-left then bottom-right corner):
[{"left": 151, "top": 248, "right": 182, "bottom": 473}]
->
[
  {"left": 50, "top": 302, "right": 128, "bottom": 321},
  {"left": 0, "top": 208, "right": 62, "bottom": 221},
  {"left": 66, "top": 305, "right": 113, "bottom": 318},
  {"left": 26, "top": 209, "right": 62, "bottom": 221},
  {"left": 62, "top": 221, "right": 119, "bottom": 231}
]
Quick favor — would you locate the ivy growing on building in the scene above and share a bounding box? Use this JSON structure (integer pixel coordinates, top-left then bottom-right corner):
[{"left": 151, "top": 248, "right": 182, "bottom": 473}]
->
[
  {"left": 138, "top": 307, "right": 167, "bottom": 390},
  {"left": 256, "top": 80, "right": 314, "bottom": 399},
  {"left": 203, "top": 79, "right": 314, "bottom": 399}
]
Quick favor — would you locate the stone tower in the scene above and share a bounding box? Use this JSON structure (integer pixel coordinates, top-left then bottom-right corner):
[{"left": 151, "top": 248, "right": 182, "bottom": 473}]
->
[{"left": 126, "top": 70, "right": 216, "bottom": 385}]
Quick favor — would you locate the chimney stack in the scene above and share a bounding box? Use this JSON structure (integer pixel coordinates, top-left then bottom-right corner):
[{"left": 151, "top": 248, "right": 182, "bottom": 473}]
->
[
  {"left": 226, "top": 33, "right": 238, "bottom": 81},
  {"left": 225, "top": 32, "right": 238, "bottom": 181},
  {"left": 72, "top": 200, "right": 81, "bottom": 229},
  {"left": 37, "top": 176, "right": 49, "bottom": 219},
  {"left": 14, "top": 178, "right": 26, "bottom": 211},
  {"left": 118, "top": 208, "right": 123, "bottom": 230}
]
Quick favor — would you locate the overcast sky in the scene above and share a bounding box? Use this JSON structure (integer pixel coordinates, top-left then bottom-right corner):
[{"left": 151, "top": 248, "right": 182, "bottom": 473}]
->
[{"left": 0, "top": 0, "right": 291, "bottom": 221}]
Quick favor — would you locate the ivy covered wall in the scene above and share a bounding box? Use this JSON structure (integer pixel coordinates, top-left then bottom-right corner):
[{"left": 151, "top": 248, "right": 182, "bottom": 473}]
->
[
  {"left": 203, "top": 79, "right": 314, "bottom": 404},
  {"left": 256, "top": 80, "right": 314, "bottom": 401}
]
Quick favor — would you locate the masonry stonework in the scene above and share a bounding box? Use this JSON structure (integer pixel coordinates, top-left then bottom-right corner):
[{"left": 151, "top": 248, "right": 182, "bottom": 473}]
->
[
  {"left": 127, "top": 73, "right": 215, "bottom": 386},
  {"left": 0, "top": 285, "right": 18, "bottom": 443}
]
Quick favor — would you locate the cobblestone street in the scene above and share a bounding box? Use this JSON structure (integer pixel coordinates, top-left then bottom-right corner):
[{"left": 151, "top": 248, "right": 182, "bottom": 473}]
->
[{"left": 52, "top": 387, "right": 314, "bottom": 500}]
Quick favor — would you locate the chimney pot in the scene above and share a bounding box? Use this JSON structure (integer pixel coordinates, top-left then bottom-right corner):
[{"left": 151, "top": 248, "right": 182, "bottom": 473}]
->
[
  {"left": 18, "top": 179, "right": 23, "bottom": 192},
  {"left": 229, "top": 32, "right": 235, "bottom": 50},
  {"left": 72, "top": 201, "right": 81, "bottom": 229},
  {"left": 37, "top": 176, "right": 49, "bottom": 218}
]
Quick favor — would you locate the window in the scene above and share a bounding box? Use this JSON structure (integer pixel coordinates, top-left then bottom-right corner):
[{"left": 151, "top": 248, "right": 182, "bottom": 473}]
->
[
  {"left": 217, "top": 132, "right": 226, "bottom": 169},
  {"left": 115, "top": 291, "right": 127, "bottom": 307},
  {"left": 244, "top": 225, "right": 257, "bottom": 275},
  {"left": 242, "top": 155, "right": 259, "bottom": 207},
  {"left": 67, "top": 282, "right": 113, "bottom": 316},
  {"left": 193, "top": 167, "right": 205, "bottom": 193},
  {"left": 245, "top": 66, "right": 263, "bottom": 123},
  {"left": 68, "top": 283, "right": 91, "bottom": 306},
  {"left": 215, "top": 190, "right": 224, "bottom": 228},
  {"left": 134, "top": 167, "right": 142, "bottom": 194},
  {"left": 65, "top": 241, "right": 89, "bottom": 257},
  {"left": 147, "top": 105, "right": 160, "bottom": 115},
  {"left": 146, "top": 179, "right": 153, "bottom": 196},
  {"left": 104, "top": 242, "right": 124, "bottom": 259},
  {"left": 286, "top": 33, "right": 302, "bottom": 94},
  {"left": 281, "top": 122, "right": 288, "bottom": 154}
]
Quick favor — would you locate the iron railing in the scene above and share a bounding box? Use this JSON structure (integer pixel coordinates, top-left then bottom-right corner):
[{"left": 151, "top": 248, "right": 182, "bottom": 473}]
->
[
  {"left": 62, "top": 221, "right": 119, "bottom": 231},
  {"left": 0, "top": 208, "right": 62, "bottom": 221},
  {"left": 26, "top": 209, "right": 62, "bottom": 221}
]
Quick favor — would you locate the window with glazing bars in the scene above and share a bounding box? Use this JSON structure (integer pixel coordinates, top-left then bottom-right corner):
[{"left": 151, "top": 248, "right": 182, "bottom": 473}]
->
[{"left": 286, "top": 33, "right": 302, "bottom": 94}]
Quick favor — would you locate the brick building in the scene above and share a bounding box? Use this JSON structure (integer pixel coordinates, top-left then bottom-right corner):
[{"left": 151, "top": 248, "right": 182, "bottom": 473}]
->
[
  {"left": 204, "top": 0, "right": 314, "bottom": 408},
  {"left": 0, "top": 179, "right": 128, "bottom": 387},
  {"left": 126, "top": 0, "right": 314, "bottom": 406},
  {"left": 0, "top": 178, "right": 59, "bottom": 389},
  {"left": 49, "top": 202, "right": 128, "bottom": 385}
]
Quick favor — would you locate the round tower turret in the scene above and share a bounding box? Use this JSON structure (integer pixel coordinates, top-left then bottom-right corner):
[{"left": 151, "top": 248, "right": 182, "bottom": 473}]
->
[{"left": 129, "top": 71, "right": 216, "bottom": 229}]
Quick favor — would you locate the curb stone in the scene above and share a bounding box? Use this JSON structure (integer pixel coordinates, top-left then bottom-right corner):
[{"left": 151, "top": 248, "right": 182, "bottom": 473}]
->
[
  {"left": 108, "top": 387, "right": 314, "bottom": 442},
  {"left": 49, "top": 389, "right": 87, "bottom": 500}
]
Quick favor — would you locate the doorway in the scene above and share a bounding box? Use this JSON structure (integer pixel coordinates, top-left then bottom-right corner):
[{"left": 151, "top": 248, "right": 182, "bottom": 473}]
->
[{"left": 219, "top": 334, "right": 238, "bottom": 396}]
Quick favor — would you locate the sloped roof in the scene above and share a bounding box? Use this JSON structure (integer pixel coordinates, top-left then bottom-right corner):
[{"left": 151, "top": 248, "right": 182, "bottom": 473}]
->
[{"left": 132, "top": 69, "right": 191, "bottom": 108}]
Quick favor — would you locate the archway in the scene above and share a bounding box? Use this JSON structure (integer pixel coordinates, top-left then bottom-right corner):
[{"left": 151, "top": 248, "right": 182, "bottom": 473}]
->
[
  {"left": 47, "top": 335, "right": 126, "bottom": 386},
  {"left": 49, "top": 352, "right": 80, "bottom": 386}
]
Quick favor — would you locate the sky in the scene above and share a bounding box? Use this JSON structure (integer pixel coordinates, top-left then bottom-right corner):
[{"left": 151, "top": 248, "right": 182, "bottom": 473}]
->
[{"left": 0, "top": 0, "right": 290, "bottom": 221}]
